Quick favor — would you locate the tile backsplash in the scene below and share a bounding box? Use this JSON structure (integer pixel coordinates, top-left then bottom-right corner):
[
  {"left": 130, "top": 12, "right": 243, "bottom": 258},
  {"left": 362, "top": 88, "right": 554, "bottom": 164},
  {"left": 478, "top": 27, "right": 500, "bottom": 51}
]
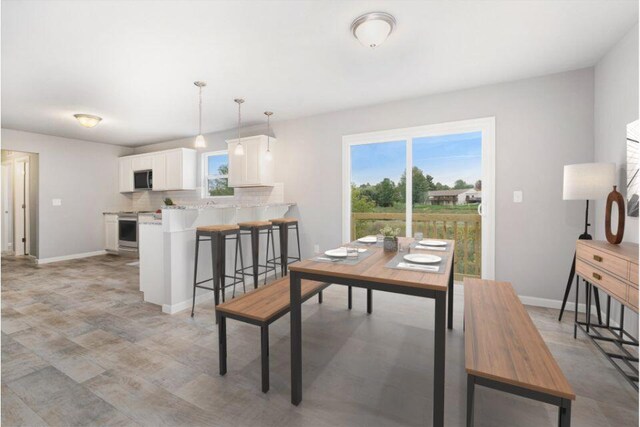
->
[{"left": 128, "top": 183, "right": 285, "bottom": 211}]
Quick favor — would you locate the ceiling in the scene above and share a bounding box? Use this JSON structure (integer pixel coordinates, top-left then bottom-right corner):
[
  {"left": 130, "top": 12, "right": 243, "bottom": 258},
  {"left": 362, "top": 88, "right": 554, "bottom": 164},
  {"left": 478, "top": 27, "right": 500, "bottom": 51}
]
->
[{"left": 2, "top": 0, "right": 637, "bottom": 146}]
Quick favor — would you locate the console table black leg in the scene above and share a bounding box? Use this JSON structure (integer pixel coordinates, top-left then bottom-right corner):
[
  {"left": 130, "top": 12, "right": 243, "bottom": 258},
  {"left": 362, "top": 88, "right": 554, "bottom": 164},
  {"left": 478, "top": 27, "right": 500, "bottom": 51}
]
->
[
  {"left": 573, "top": 277, "right": 579, "bottom": 339},
  {"left": 466, "top": 375, "right": 475, "bottom": 427},
  {"left": 559, "top": 252, "right": 577, "bottom": 321},
  {"left": 261, "top": 325, "right": 269, "bottom": 393},
  {"left": 593, "top": 288, "right": 602, "bottom": 324}
]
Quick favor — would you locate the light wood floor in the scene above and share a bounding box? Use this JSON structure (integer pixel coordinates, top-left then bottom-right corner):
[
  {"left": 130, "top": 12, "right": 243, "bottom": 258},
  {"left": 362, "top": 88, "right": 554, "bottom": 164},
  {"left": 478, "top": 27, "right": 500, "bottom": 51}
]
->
[{"left": 1, "top": 254, "right": 637, "bottom": 426}]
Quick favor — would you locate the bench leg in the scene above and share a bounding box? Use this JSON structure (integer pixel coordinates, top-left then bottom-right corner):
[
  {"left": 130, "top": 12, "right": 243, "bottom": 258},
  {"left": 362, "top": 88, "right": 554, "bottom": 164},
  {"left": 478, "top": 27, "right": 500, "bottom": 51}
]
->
[
  {"left": 218, "top": 315, "right": 227, "bottom": 376},
  {"left": 348, "top": 286, "right": 352, "bottom": 310},
  {"left": 367, "top": 289, "right": 372, "bottom": 314},
  {"left": 558, "top": 399, "right": 571, "bottom": 427},
  {"left": 261, "top": 325, "right": 269, "bottom": 393},
  {"left": 318, "top": 291, "right": 323, "bottom": 304},
  {"left": 467, "top": 375, "right": 475, "bottom": 427}
]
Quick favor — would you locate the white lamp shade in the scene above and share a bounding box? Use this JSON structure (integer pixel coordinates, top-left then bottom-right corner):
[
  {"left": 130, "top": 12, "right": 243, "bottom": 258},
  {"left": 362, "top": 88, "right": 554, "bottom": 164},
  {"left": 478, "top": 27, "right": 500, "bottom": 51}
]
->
[
  {"left": 234, "top": 143, "right": 245, "bottom": 156},
  {"left": 563, "top": 162, "right": 616, "bottom": 200},
  {"left": 355, "top": 19, "right": 392, "bottom": 48},
  {"left": 194, "top": 134, "right": 206, "bottom": 148}
]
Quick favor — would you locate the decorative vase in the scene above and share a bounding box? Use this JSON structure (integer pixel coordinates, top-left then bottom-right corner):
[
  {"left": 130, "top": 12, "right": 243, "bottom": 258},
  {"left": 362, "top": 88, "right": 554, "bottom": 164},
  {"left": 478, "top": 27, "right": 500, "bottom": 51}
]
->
[
  {"left": 605, "top": 185, "right": 625, "bottom": 244},
  {"left": 383, "top": 236, "right": 398, "bottom": 252}
]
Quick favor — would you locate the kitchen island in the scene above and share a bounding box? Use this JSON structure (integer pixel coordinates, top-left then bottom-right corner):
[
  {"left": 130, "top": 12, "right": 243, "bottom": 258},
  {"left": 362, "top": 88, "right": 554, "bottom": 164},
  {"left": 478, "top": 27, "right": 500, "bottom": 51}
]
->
[{"left": 139, "top": 203, "right": 294, "bottom": 314}]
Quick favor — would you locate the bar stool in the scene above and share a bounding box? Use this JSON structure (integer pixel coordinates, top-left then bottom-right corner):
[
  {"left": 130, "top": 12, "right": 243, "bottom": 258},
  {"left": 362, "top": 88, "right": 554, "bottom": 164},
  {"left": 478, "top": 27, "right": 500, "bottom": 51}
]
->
[
  {"left": 268, "top": 218, "right": 301, "bottom": 276},
  {"left": 236, "top": 221, "right": 278, "bottom": 289},
  {"left": 191, "top": 224, "right": 245, "bottom": 317}
]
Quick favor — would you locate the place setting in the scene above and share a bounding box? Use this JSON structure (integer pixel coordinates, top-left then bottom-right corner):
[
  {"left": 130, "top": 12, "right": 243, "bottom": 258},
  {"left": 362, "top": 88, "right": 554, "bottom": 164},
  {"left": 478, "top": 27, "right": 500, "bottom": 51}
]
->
[
  {"left": 354, "top": 235, "right": 383, "bottom": 247},
  {"left": 311, "top": 244, "right": 374, "bottom": 265},
  {"left": 385, "top": 250, "right": 447, "bottom": 273},
  {"left": 412, "top": 238, "right": 448, "bottom": 252}
]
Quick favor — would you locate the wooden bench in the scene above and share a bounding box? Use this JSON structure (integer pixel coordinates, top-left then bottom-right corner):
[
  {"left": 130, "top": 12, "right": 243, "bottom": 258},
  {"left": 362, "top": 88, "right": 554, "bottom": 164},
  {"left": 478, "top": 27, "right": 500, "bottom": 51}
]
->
[
  {"left": 216, "top": 276, "right": 330, "bottom": 393},
  {"left": 464, "top": 278, "right": 576, "bottom": 427}
]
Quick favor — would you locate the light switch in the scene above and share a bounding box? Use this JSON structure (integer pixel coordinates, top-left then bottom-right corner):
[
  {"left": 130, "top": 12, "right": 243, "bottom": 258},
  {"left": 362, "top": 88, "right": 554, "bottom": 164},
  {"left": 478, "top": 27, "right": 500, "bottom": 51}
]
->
[
  {"left": 52, "top": 198, "right": 62, "bottom": 206},
  {"left": 513, "top": 191, "right": 523, "bottom": 203}
]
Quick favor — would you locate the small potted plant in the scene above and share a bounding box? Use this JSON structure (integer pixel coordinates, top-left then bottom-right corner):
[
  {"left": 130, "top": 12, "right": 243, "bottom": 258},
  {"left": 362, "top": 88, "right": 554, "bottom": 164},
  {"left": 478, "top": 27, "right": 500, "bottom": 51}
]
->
[{"left": 380, "top": 225, "right": 401, "bottom": 252}]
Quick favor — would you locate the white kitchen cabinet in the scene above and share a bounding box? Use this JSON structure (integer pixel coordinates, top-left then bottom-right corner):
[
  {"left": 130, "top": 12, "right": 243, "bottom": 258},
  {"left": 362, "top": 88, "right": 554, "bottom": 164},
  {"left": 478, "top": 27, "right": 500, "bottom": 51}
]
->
[
  {"left": 227, "top": 135, "right": 275, "bottom": 187},
  {"left": 132, "top": 155, "right": 152, "bottom": 171},
  {"left": 152, "top": 153, "right": 166, "bottom": 191},
  {"left": 118, "top": 148, "right": 196, "bottom": 193},
  {"left": 119, "top": 157, "right": 134, "bottom": 192},
  {"left": 104, "top": 214, "right": 119, "bottom": 251}
]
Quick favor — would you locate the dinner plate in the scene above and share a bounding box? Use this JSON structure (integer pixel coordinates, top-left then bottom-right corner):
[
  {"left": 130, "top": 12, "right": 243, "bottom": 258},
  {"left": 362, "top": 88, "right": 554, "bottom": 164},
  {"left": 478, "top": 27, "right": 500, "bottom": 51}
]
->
[
  {"left": 403, "top": 253, "right": 442, "bottom": 264},
  {"left": 419, "top": 239, "right": 446, "bottom": 247},
  {"left": 357, "top": 236, "right": 377, "bottom": 243},
  {"left": 324, "top": 248, "right": 367, "bottom": 257}
]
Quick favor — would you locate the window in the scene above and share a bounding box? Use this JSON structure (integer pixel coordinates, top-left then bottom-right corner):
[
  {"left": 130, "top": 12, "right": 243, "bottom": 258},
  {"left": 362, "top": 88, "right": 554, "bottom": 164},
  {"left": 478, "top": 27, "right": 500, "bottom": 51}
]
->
[{"left": 202, "top": 151, "right": 234, "bottom": 197}]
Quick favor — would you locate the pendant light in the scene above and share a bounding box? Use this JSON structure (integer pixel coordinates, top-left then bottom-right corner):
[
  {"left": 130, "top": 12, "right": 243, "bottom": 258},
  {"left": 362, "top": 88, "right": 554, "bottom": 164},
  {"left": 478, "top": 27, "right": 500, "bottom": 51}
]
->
[
  {"left": 264, "top": 111, "right": 273, "bottom": 162},
  {"left": 193, "top": 81, "right": 207, "bottom": 148},
  {"left": 234, "top": 98, "right": 245, "bottom": 156}
]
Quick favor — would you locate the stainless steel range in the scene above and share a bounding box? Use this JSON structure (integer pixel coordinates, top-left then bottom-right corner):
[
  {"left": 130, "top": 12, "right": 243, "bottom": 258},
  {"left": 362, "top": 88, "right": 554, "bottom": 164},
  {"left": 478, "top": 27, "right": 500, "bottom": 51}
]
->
[{"left": 118, "top": 212, "right": 138, "bottom": 251}]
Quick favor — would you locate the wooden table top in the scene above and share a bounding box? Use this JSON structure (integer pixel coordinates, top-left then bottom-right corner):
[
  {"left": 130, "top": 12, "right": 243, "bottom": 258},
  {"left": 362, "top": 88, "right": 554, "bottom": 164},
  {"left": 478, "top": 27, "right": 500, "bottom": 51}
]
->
[
  {"left": 577, "top": 239, "right": 639, "bottom": 265},
  {"left": 464, "top": 279, "right": 575, "bottom": 400},
  {"left": 289, "top": 238, "right": 454, "bottom": 292}
]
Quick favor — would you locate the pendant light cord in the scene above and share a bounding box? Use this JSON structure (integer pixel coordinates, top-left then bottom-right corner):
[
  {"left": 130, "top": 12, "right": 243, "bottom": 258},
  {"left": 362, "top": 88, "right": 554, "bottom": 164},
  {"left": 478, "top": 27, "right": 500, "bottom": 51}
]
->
[
  {"left": 198, "top": 86, "right": 202, "bottom": 135},
  {"left": 267, "top": 113, "right": 270, "bottom": 151},
  {"left": 237, "top": 101, "right": 242, "bottom": 144}
]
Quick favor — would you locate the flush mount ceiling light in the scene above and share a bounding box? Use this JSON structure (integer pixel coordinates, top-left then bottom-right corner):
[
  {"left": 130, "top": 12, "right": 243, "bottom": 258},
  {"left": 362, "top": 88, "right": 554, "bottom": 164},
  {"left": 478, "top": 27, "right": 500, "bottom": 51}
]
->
[
  {"left": 193, "top": 81, "right": 207, "bottom": 148},
  {"left": 73, "top": 113, "right": 102, "bottom": 128},
  {"left": 350, "top": 12, "right": 396, "bottom": 48},
  {"left": 234, "top": 98, "right": 245, "bottom": 156}
]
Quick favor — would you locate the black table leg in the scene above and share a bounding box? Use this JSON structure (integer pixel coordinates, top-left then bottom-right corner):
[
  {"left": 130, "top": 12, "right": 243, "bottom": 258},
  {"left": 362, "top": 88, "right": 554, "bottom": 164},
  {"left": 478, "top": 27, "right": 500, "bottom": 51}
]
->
[
  {"left": 348, "top": 286, "right": 352, "bottom": 310},
  {"left": 448, "top": 253, "right": 454, "bottom": 329},
  {"left": 218, "top": 315, "right": 227, "bottom": 375},
  {"left": 261, "top": 325, "right": 269, "bottom": 393},
  {"left": 318, "top": 291, "right": 323, "bottom": 304},
  {"left": 558, "top": 398, "right": 571, "bottom": 427},
  {"left": 220, "top": 234, "right": 226, "bottom": 303},
  {"left": 466, "top": 375, "right": 475, "bottom": 427},
  {"left": 290, "top": 271, "right": 302, "bottom": 405},
  {"left": 367, "top": 289, "right": 372, "bottom": 314},
  {"left": 211, "top": 233, "right": 220, "bottom": 307},
  {"left": 434, "top": 292, "right": 446, "bottom": 427}
]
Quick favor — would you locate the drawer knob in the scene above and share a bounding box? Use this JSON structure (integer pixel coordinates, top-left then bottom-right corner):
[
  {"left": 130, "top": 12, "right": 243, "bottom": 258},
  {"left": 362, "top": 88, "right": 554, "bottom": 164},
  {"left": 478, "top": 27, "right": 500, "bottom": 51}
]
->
[
  {"left": 593, "top": 255, "right": 603, "bottom": 262},
  {"left": 592, "top": 272, "right": 602, "bottom": 281}
]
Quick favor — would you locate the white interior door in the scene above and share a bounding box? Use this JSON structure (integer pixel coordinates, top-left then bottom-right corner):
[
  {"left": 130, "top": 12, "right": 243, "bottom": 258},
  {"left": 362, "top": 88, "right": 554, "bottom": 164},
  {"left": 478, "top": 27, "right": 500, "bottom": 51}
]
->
[
  {"left": 14, "top": 160, "right": 26, "bottom": 255},
  {"left": 1, "top": 163, "right": 12, "bottom": 252}
]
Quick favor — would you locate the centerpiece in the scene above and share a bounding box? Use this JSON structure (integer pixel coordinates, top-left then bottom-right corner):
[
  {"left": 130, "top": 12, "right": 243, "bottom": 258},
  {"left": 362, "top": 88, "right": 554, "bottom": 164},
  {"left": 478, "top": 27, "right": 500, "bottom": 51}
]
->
[{"left": 380, "top": 225, "right": 401, "bottom": 252}]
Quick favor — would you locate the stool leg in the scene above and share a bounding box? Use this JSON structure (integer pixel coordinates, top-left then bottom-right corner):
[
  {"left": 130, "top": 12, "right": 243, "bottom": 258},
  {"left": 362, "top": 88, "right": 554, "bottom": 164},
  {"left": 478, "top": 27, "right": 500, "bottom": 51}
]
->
[
  {"left": 251, "top": 228, "right": 260, "bottom": 289},
  {"left": 271, "top": 228, "right": 278, "bottom": 279},
  {"left": 191, "top": 232, "right": 200, "bottom": 317},
  {"left": 238, "top": 233, "right": 246, "bottom": 294},
  {"left": 211, "top": 233, "right": 220, "bottom": 308},
  {"left": 261, "top": 325, "right": 269, "bottom": 393},
  {"left": 295, "top": 223, "right": 301, "bottom": 262},
  {"left": 220, "top": 234, "right": 227, "bottom": 303},
  {"left": 280, "top": 224, "right": 289, "bottom": 276},
  {"left": 264, "top": 229, "right": 271, "bottom": 286},
  {"left": 367, "top": 289, "right": 372, "bottom": 314},
  {"left": 233, "top": 233, "right": 239, "bottom": 298},
  {"left": 318, "top": 291, "right": 323, "bottom": 304}
]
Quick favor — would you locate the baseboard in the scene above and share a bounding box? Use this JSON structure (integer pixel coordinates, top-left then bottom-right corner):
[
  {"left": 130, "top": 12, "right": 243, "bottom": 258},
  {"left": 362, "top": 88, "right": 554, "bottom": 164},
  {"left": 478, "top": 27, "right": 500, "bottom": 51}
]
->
[
  {"left": 36, "top": 250, "right": 107, "bottom": 265},
  {"left": 163, "top": 292, "right": 214, "bottom": 314}
]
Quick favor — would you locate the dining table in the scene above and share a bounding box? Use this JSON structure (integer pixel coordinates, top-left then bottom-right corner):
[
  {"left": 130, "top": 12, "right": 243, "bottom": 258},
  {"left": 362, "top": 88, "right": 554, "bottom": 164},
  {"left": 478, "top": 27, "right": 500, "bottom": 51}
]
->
[{"left": 288, "top": 237, "right": 455, "bottom": 427}]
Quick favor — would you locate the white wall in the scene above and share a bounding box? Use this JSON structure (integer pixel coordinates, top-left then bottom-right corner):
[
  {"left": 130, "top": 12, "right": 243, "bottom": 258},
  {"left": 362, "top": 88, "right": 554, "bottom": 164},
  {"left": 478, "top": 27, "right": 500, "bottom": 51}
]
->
[
  {"left": 136, "top": 68, "right": 596, "bottom": 303},
  {"left": 1, "top": 129, "right": 132, "bottom": 260},
  {"left": 594, "top": 24, "right": 639, "bottom": 244},
  {"left": 593, "top": 24, "right": 639, "bottom": 334}
]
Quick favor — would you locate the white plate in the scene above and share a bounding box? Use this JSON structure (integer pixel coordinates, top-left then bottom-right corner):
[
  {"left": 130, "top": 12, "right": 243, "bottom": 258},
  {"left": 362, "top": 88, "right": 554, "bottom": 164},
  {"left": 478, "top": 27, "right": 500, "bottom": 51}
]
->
[
  {"left": 403, "top": 253, "right": 442, "bottom": 264},
  {"left": 324, "top": 248, "right": 367, "bottom": 257},
  {"left": 419, "top": 239, "right": 446, "bottom": 247},
  {"left": 357, "top": 236, "right": 377, "bottom": 243}
]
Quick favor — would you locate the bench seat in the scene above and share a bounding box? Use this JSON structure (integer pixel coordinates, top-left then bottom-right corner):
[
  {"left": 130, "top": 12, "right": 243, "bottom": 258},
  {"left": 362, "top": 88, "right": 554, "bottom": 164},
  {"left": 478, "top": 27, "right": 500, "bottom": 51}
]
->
[
  {"left": 216, "top": 276, "right": 330, "bottom": 393},
  {"left": 464, "top": 278, "right": 575, "bottom": 426}
]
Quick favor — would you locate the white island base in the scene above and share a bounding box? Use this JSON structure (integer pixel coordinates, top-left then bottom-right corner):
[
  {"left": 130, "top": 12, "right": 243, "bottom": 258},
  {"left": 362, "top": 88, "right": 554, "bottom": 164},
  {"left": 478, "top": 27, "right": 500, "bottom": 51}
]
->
[{"left": 139, "top": 204, "right": 293, "bottom": 314}]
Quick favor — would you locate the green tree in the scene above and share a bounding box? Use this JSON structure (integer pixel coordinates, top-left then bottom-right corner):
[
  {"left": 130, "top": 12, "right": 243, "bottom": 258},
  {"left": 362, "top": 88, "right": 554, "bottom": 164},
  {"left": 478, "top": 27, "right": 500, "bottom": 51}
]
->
[
  {"left": 453, "top": 179, "right": 473, "bottom": 189},
  {"left": 351, "top": 184, "right": 375, "bottom": 212},
  {"left": 375, "top": 178, "right": 398, "bottom": 207},
  {"left": 209, "top": 164, "right": 234, "bottom": 196},
  {"left": 434, "top": 182, "right": 450, "bottom": 190},
  {"left": 398, "top": 167, "right": 434, "bottom": 205}
]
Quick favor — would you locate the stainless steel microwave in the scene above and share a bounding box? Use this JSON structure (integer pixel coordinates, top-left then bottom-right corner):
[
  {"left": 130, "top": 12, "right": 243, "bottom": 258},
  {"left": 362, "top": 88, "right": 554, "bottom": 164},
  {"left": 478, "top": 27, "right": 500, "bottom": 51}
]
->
[{"left": 133, "top": 170, "right": 153, "bottom": 190}]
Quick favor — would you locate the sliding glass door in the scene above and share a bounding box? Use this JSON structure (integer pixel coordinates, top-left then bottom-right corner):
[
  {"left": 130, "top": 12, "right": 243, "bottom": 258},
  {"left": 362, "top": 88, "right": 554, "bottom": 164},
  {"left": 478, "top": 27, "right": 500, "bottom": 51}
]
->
[{"left": 343, "top": 118, "right": 494, "bottom": 280}]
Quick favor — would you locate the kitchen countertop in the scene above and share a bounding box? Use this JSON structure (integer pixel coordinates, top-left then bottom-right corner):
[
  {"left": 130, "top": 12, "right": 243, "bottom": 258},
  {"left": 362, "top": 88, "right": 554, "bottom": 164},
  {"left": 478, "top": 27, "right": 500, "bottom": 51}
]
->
[{"left": 161, "top": 202, "right": 296, "bottom": 210}]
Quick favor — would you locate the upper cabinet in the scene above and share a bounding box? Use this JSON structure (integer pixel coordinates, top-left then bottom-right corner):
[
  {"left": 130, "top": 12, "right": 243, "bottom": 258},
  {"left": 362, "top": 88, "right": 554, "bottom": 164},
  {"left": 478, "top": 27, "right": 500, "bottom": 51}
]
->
[
  {"left": 118, "top": 148, "right": 196, "bottom": 193},
  {"left": 227, "top": 135, "right": 275, "bottom": 187}
]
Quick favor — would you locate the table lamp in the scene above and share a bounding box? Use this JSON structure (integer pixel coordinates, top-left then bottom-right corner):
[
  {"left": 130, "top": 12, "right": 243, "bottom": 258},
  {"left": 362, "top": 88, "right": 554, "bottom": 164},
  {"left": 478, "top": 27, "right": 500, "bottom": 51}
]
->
[{"left": 558, "top": 162, "right": 616, "bottom": 321}]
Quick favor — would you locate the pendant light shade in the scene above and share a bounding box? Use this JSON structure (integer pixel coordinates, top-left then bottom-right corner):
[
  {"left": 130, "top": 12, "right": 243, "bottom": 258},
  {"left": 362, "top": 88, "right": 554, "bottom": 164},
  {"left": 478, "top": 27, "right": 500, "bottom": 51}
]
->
[
  {"left": 234, "top": 98, "right": 245, "bottom": 156},
  {"left": 264, "top": 111, "right": 273, "bottom": 161},
  {"left": 193, "top": 81, "right": 207, "bottom": 148}
]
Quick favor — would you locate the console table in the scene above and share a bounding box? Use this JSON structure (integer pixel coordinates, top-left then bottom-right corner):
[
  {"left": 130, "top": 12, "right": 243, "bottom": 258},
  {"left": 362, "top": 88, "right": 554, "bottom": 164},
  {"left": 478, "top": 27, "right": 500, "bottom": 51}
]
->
[{"left": 574, "top": 239, "right": 639, "bottom": 390}]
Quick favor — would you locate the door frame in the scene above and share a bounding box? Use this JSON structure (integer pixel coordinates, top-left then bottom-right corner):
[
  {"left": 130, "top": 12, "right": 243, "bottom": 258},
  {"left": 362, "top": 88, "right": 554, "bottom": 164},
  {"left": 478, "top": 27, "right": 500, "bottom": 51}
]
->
[
  {"left": 342, "top": 117, "right": 495, "bottom": 280},
  {"left": 13, "top": 155, "right": 30, "bottom": 256}
]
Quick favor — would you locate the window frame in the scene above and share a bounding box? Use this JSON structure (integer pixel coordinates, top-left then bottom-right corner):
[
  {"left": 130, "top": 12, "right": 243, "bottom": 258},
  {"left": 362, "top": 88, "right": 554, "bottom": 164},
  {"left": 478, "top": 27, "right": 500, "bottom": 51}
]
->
[{"left": 201, "top": 150, "right": 234, "bottom": 199}]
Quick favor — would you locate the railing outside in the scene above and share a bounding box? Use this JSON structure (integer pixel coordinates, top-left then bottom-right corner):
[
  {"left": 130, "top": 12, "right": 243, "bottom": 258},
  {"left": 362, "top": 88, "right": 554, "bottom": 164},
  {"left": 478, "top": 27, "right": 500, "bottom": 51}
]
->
[{"left": 351, "top": 212, "right": 481, "bottom": 281}]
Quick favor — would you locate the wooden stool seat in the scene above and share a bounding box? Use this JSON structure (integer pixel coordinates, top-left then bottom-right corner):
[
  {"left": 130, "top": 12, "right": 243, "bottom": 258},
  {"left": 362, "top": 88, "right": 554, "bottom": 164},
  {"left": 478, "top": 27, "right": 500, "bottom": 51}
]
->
[
  {"left": 238, "top": 221, "right": 272, "bottom": 229},
  {"left": 269, "top": 217, "right": 298, "bottom": 224},
  {"left": 197, "top": 224, "right": 240, "bottom": 233}
]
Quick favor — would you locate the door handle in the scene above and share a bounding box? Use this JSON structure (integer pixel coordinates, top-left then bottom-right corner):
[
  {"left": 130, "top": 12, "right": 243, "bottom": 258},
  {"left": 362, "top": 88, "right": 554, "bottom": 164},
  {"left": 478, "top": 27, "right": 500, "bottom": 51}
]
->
[
  {"left": 477, "top": 203, "right": 483, "bottom": 216},
  {"left": 592, "top": 272, "right": 602, "bottom": 281}
]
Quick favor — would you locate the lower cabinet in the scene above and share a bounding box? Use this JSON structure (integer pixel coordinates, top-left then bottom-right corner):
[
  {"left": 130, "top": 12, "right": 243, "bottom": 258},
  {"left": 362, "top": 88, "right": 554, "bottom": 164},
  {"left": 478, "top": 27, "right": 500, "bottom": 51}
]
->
[{"left": 104, "top": 214, "right": 119, "bottom": 251}]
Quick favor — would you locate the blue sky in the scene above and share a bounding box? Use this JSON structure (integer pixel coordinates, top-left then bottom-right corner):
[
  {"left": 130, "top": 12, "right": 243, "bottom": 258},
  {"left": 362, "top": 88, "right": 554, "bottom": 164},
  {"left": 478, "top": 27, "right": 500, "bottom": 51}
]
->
[
  {"left": 207, "top": 153, "right": 228, "bottom": 176},
  {"left": 350, "top": 132, "right": 482, "bottom": 186}
]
